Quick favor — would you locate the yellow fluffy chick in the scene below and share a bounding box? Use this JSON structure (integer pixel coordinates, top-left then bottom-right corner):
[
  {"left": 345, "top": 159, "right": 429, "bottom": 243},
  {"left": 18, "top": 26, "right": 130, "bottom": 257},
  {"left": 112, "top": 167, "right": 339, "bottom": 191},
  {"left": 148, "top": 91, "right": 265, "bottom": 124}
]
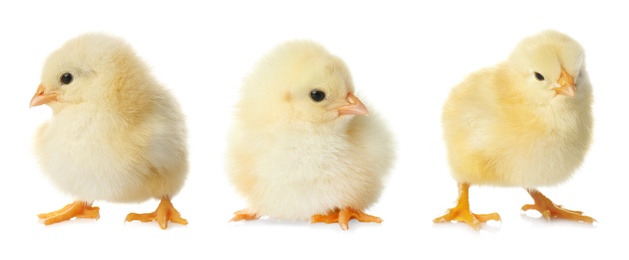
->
[
  {"left": 30, "top": 33, "right": 188, "bottom": 229},
  {"left": 227, "top": 40, "right": 394, "bottom": 230},
  {"left": 434, "top": 30, "right": 594, "bottom": 229}
]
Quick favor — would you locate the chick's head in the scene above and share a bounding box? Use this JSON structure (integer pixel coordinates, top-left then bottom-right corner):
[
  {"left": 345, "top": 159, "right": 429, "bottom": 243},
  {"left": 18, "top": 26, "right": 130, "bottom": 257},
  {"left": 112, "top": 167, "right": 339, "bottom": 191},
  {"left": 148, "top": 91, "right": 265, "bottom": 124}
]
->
[
  {"left": 30, "top": 33, "right": 148, "bottom": 112},
  {"left": 507, "top": 30, "right": 589, "bottom": 105},
  {"left": 238, "top": 41, "right": 368, "bottom": 129}
]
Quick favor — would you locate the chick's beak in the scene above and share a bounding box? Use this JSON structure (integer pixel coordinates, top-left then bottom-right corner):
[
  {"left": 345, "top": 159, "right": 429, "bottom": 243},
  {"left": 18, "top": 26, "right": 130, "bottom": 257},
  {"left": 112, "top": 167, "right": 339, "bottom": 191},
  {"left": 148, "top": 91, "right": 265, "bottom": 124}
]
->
[
  {"left": 553, "top": 67, "right": 576, "bottom": 97},
  {"left": 336, "top": 92, "right": 369, "bottom": 116},
  {"left": 30, "top": 84, "right": 58, "bottom": 108}
]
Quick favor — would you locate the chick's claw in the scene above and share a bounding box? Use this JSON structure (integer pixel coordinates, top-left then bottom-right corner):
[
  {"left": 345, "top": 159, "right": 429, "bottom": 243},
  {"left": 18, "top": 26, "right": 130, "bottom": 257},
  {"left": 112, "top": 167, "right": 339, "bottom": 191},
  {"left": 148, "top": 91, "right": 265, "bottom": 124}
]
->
[
  {"left": 38, "top": 201, "right": 100, "bottom": 225},
  {"left": 125, "top": 198, "right": 188, "bottom": 229},
  {"left": 522, "top": 189, "right": 595, "bottom": 223},
  {"left": 311, "top": 207, "right": 382, "bottom": 230}
]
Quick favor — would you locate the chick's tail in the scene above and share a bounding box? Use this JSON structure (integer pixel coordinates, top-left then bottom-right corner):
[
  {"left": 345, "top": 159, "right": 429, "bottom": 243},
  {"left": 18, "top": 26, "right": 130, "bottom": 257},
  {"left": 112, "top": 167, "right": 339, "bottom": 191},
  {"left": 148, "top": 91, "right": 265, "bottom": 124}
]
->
[
  {"left": 125, "top": 197, "right": 188, "bottom": 229},
  {"left": 433, "top": 182, "right": 501, "bottom": 230},
  {"left": 38, "top": 201, "right": 100, "bottom": 225}
]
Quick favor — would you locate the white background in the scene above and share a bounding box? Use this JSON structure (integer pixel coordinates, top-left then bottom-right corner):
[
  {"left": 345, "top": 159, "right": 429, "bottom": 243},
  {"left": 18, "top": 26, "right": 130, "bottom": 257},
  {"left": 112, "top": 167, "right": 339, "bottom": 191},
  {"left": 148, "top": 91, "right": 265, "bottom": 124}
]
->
[{"left": 1, "top": 0, "right": 627, "bottom": 259}]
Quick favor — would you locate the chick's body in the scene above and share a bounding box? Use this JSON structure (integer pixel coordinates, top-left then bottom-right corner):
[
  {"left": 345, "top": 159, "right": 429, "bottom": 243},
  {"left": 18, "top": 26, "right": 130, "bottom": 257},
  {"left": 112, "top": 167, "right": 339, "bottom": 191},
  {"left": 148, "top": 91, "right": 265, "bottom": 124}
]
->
[
  {"left": 228, "top": 41, "right": 394, "bottom": 229},
  {"left": 32, "top": 34, "right": 188, "bottom": 229},
  {"left": 230, "top": 113, "right": 391, "bottom": 221},
  {"left": 435, "top": 30, "right": 594, "bottom": 229},
  {"left": 35, "top": 71, "right": 186, "bottom": 203},
  {"left": 444, "top": 66, "right": 592, "bottom": 187}
]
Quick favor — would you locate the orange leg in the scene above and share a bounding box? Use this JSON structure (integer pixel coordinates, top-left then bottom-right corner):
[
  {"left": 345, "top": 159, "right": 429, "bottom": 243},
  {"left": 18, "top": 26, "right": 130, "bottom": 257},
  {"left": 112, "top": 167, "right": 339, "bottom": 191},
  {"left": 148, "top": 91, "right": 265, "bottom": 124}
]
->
[
  {"left": 311, "top": 207, "right": 382, "bottom": 230},
  {"left": 433, "top": 182, "right": 501, "bottom": 230},
  {"left": 522, "top": 189, "right": 595, "bottom": 223},
  {"left": 125, "top": 197, "right": 188, "bottom": 230},
  {"left": 38, "top": 201, "right": 100, "bottom": 225},
  {"left": 230, "top": 209, "right": 260, "bottom": 222}
]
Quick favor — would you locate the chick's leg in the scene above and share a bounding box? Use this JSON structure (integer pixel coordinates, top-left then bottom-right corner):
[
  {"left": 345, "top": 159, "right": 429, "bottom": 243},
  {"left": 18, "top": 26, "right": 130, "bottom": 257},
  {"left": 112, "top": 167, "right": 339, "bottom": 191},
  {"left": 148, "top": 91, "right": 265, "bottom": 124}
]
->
[
  {"left": 38, "top": 201, "right": 100, "bottom": 225},
  {"left": 311, "top": 207, "right": 382, "bottom": 230},
  {"left": 433, "top": 182, "right": 501, "bottom": 230},
  {"left": 125, "top": 197, "right": 188, "bottom": 229},
  {"left": 522, "top": 189, "right": 595, "bottom": 223}
]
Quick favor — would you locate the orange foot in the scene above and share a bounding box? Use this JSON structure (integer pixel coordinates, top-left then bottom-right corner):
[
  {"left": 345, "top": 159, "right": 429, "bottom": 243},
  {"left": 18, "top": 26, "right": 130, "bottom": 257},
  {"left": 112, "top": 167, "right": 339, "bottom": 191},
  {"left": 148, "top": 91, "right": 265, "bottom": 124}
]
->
[
  {"left": 230, "top": 209, "right": 260, "bottom": 222},
  {"left": 311, "top": 207, "right": 382, "bottom": 230},
  {"left": 522, "top": 189, "right": 595, "bottom": 223},
  {"left": 125, "top": 197, "right": 188, "bottom": 229},
  {"left": 433, "top": 182, "right": 501, "bottom": 230},
  {"left": 38, "top": 201, "right": 100, "bottom": 225}
]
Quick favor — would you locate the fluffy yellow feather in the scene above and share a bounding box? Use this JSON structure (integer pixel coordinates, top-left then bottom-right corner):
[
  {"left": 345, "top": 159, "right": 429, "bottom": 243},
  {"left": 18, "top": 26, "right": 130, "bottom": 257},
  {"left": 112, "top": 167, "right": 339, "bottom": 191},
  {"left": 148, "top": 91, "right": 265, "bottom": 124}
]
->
[
  {"left": 434, "top": 30, "right": 594, "bottom": 229},
  {"left": 227, "top": 40, "right": 395, "bottom": 230},
  {"left": 31, "top": 33, "right": 188, "bottom": 229}
]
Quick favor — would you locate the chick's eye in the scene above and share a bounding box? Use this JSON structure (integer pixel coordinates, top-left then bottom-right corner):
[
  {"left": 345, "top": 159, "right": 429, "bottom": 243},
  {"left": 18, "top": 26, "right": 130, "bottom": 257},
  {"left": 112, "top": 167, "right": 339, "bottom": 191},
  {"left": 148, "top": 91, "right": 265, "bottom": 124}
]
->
[
  {"left": 534, "top": 72, "right": 545, "bottom": 81},
  {"left": 60, "top": 73, "right": 73, "bottom": 85},
  {"left": 310, "top": 89, "right": 326, "bottom": 102}
]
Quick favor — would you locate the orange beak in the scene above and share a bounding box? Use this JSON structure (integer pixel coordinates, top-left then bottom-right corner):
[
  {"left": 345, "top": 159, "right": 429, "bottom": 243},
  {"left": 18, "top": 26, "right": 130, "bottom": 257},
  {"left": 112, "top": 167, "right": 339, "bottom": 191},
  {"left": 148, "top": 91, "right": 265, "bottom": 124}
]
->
[
  {"left": 336, "top": 92, "right": 369, "bottom": 116},
  {"left": 553, "top": 67, "right": 576, "bottom": 97},
  {"left": 30, "top": 84, "right": 58, "bottom": 107}
]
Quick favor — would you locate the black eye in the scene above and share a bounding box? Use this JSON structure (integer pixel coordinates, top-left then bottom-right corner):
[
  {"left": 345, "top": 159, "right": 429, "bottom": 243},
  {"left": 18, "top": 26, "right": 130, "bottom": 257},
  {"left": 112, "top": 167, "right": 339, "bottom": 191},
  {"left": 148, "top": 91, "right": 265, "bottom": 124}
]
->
[
  {"left": 534, "top": 72, "right": 545, "bottom": 81},
  {"left": 310, "top": 89, "right": 326, "bottom": 102},
  {"left": 60, "top": 73, "right": 73, "bottom": 85}
]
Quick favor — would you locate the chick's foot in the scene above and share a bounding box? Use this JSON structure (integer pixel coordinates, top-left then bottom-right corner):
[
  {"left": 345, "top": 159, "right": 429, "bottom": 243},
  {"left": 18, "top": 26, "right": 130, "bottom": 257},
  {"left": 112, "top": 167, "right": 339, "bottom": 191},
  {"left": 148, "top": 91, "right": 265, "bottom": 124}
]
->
[
  {"left": 522, "top": 189, "right": 595, "bottom": 223},
  {"left": 230, "top": 209, "right": 260, "bottom": 222},
  {"left": 433, "top": 204, "right": 500, "bottom": 230},
  {"left": 125, "top": 197, "right": 188, "bottom": 229},
  {"left": 38, "top": 201, "right": 100, "bottom": 225},
  {"left": 311, "top": 207, "right": 382, "bottom": 230},
  {"left": 433, "top": 182, "right": 501, "bottom": 230}
]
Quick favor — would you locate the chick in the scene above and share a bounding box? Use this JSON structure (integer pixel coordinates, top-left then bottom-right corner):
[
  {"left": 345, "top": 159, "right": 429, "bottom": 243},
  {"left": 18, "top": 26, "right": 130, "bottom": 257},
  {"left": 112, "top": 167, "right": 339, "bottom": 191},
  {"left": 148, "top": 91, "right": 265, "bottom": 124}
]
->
[
  {"left": 30, "top": 33, "right": 188, "bottom": 229},
  {"left": 227, "top": 40, "right": 394, "bottom": 230},
  {"left": 434, "top": 30, "right": 594, "bottom": 229}
]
